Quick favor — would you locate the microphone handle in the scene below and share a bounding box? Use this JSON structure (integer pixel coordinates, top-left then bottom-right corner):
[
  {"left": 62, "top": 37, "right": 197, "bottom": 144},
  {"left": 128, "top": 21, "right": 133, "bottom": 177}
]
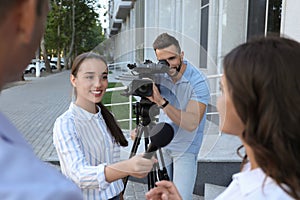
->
[
  {"left": 143, "top": 151, "right": 155, "bottom": 159},
  {"left": 143, "top": 143, "right": 157, "bottom": 159}
]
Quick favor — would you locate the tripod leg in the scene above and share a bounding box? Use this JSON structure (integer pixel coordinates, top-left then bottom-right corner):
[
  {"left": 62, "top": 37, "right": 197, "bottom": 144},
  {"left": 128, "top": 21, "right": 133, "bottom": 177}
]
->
[
  {"left": 143, "top": 126, "right": 155, "bottom": 190},
  {"left": 122, "top": 125, "right": 144, "bottom": 193},
  {"left": 147, "top": 167, "right": 154, "bottom": 190},
  {"left": 129, "top": 125, "right": 143, "bottom": 158},
  {"left": 153, "top": 160, "right": 159, "bottom": 184},
  {"left": 147, "top": 153, "right": 159, "bottom": 190},
  {"left": 157, "top": 148, "right": 170, "bottom": 181}
]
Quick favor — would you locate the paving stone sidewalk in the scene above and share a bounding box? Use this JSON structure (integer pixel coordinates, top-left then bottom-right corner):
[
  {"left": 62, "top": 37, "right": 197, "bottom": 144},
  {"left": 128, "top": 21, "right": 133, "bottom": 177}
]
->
[{"left": 0, "top": 70, "right": 203, "bottom": 200}]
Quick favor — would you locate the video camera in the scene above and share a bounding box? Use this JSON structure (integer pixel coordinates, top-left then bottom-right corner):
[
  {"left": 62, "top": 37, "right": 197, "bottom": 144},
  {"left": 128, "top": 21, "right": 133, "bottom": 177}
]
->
[{"left": 122, "top": 59, "right": 169, "bottom": 97}]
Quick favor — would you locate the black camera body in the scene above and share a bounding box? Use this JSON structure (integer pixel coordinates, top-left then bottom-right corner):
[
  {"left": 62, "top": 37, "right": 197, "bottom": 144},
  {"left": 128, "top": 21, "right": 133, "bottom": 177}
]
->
[
  {"left": 122, "top": 59, "right": 169, "bottom": 97},
  {"left": 127, "top": 78, "right": 153, "bottom": 97}
]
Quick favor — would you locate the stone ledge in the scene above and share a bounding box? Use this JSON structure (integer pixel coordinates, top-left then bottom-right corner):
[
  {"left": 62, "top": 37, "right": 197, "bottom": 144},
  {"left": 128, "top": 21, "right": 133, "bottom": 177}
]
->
[{"left": 204, "top": 183, "right": 226, "bottom": 200}]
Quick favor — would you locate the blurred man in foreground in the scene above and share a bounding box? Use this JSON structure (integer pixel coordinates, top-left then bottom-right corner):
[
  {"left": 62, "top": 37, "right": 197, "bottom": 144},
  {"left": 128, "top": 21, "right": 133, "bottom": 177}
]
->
[{"left": 0, "top": 0, "right": 82, "bottom": 199}]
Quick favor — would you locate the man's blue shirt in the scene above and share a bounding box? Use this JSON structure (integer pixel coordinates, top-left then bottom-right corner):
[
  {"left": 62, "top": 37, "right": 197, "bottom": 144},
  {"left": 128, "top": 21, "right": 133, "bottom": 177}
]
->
[{"left": 155, "top": 60, "right": 210, "bottom": 154}]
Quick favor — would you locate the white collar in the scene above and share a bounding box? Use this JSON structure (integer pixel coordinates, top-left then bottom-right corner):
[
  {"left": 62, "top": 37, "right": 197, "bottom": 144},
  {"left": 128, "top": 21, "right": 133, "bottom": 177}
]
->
[
  {"left": 70, "top": 102, "right": 102, "bottom": 121},
  {"left": 233, "top": 163, "right": 274, "bottom": 196}
]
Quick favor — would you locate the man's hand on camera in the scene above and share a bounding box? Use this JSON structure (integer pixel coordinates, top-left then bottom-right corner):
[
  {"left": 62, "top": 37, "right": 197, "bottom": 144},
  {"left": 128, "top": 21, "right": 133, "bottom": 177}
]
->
[{"left": 147, "top": 84, "right": 165, "bottom": 107}]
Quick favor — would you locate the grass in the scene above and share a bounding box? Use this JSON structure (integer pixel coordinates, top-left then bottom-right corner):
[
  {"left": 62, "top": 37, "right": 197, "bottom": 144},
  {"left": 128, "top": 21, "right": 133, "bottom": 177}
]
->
[{"left": 102, "top": 82, "right": 136, "bottom": 130}]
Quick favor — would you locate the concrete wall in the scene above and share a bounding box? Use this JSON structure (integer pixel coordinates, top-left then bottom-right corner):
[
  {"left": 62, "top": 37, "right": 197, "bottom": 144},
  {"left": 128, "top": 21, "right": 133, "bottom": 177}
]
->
[
  {"left": 281, "top": 0, "right": 300, "bottom": 42},
  {"left": 217, "top": 0, "right": 248, "bottom": 62},
  {"left": 143, "top": 0, "right": 202, "bottom": 69}
]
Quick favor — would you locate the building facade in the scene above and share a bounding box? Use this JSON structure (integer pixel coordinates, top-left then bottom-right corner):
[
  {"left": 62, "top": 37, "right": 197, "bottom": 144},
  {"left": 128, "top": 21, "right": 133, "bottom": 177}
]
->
[
  {"left": 105, "top": 0, "right": 300, "bottom": 116},
  {"left": 107, "top": 0, "right": 299, "bottom": 74}
]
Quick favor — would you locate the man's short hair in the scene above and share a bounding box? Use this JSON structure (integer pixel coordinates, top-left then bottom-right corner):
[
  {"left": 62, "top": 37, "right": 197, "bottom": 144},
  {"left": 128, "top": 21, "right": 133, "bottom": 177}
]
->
[{"left": 153, "top": 33, "right": 181, "bottom": 54}]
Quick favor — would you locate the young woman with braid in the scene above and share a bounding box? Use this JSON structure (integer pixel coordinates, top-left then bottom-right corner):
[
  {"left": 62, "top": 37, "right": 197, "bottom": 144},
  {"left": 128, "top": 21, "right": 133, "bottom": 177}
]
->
[{"left": 53, "top": 52, "right": 155, "bottom": 200}]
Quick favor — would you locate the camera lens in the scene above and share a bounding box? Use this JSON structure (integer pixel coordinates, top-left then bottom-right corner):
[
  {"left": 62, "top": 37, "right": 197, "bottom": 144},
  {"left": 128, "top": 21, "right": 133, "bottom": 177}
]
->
[
  {"left": 132, "top": 79, "right": 153, "bottom": 97},
  {"left": 138, "top": 85, "right": 149, "bottom": 93},
  {"left": 158, "top": 59, "right": 169, "bottom": 66}
]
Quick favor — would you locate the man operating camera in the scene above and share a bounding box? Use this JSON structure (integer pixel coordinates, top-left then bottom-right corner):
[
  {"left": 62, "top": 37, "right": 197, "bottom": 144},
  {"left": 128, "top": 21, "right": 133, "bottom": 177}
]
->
[{"left": 143, "top": 33, "right": 210, "bottom": 200}]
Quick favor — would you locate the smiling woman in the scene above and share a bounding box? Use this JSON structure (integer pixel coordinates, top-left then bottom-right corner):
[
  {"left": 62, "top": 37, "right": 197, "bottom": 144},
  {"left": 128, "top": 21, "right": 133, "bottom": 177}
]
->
[{"left": 53, "top": 52, "right": 155, "bottom": 200}]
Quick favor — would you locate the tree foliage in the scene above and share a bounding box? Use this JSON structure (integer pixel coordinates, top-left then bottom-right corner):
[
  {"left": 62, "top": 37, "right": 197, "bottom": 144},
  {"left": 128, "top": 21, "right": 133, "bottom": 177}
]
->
[{"left": 45, "top": 0, "right": 105, "bottom": 67}]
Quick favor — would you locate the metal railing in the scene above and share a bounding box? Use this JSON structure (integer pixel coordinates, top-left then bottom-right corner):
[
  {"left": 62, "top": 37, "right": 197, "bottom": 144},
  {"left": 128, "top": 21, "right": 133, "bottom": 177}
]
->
[{"left": 104, "top": 74, "right": 222, "bottom": 131}]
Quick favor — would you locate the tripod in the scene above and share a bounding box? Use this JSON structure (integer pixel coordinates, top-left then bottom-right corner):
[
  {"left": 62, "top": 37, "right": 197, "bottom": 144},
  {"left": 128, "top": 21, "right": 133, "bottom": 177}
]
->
[{"left": 123, "top": 97, "right": 170, "bottom": 192}]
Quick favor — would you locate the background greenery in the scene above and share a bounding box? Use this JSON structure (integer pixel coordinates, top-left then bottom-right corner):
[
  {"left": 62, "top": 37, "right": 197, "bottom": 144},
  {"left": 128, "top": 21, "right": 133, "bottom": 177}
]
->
[
  {"left": 102, "top": 82, "right": 137, "bottom": 130},
  {"left": 45, "top": 0, "right": 105, "bottom": 69}
]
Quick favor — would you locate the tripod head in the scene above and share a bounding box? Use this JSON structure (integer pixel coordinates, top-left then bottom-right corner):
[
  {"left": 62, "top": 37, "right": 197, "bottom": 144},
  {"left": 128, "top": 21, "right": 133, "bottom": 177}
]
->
[{"left": 135, "top": 97, "right": 160, "bottom": 126}]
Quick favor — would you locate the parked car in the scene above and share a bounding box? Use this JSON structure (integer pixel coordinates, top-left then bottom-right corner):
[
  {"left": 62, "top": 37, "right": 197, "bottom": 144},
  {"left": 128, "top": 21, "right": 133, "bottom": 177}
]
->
[
  {"left": 24, "top": 59, "right": 57, "bottom": 73},
  {"left": 50, "top": 62, "right": 57, "bottom": 69},
  {"left": 24, "top": 63, "right": 46, "bottom": 74},
  {"left": 41, "top": 60, "right": 56, "bottom": 70},
  {"left": 50, "top": 57, "right": 64, "bottom": 68}
]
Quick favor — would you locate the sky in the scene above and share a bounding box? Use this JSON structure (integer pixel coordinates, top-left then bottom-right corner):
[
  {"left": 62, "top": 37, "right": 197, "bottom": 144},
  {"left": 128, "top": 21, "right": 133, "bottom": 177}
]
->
[{"left": 98, "top": 0, "right": 109, "bottom": 29}]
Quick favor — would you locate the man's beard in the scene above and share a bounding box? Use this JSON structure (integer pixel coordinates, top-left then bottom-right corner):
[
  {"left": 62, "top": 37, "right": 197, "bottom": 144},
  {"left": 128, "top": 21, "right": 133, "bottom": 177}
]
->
[{"left": 168, "top": 60, "right": 182, "bottom": 77}]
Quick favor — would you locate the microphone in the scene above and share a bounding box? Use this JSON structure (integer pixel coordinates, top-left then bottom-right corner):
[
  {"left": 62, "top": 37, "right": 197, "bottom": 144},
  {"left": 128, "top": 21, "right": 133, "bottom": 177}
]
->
[{"left": 143, "top": 122, "right": 174, "bottom": 159}]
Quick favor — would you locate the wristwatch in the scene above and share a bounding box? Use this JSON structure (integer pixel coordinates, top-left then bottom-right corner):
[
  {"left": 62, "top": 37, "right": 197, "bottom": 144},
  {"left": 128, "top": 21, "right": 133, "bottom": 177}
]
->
[{"left": 159, "top": 98, "right": 169, "bottom": 109}]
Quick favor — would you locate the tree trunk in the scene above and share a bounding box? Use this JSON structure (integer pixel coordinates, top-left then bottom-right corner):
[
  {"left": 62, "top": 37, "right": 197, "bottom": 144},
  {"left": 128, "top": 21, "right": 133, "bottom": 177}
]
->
[
  {"left": 56, "top": 24, "right": 62, "bottom": 71},
  {"left": 41, "top": 35, "right": 51, "bottom": 73},
  {"left": 65, "top": 0, "right": 75, "bottom": 70},
  {"left": 56, "top": 0, "right": 62, "bottom": 71}
]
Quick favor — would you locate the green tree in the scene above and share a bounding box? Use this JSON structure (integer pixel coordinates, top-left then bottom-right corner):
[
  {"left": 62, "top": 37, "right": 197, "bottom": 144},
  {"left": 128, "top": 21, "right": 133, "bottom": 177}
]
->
[{"left": 45, "top": 0, "right": 105, "bottom": 69}]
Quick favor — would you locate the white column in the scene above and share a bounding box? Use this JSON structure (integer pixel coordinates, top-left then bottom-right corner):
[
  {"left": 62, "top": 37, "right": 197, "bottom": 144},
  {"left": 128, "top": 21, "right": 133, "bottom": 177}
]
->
[
  {"left": 281, "top": 0, "right": 300, "bottom": 42},
  {"left": 35, "top": 50, "right": 40, "bottom": 77}
]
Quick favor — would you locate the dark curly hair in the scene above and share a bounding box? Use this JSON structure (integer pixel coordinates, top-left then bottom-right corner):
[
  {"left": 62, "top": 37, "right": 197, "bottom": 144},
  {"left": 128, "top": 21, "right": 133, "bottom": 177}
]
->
[{"left": 223, "top": 36, "right": 300, "bottom": 199}]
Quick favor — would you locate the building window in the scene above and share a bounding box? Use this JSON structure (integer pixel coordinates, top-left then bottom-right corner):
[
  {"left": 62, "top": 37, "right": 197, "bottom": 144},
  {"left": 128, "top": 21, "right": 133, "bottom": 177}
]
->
[
  {"left": 266, "top": 0, "right": 282, "bottom": 35},
  {"left": 200, "top": 0, "right": 209, "bottom": 68},
  {"left": 247, "top": 0, "right": 282, "bottom": 40}
]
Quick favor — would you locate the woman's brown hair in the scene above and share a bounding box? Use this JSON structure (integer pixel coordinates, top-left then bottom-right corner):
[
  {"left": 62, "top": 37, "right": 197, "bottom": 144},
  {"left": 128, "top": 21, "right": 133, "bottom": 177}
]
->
[
  {"left": 71, "top": 52, "right": 128, "bottom": 147},
  {"left": 223, "top": 36, "right": 300, "bottom": 199}
]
